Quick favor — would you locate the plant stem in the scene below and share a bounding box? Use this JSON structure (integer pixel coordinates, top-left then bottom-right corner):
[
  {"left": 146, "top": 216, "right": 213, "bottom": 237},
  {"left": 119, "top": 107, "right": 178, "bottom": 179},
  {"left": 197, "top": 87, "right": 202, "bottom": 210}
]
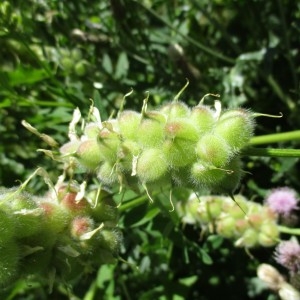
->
[
  {"left": 118, "top": 194, "right": 149, "bottom": 212},
  {"left": 250, "top": 130, "right": 300, "bottom": 145},
  {"left": 242, "top": 147, "right": 300, "bottom": 158},
  {"left": 265, "top": 74, "right": 295, "bottom": 111},
  {"left": 278, "top": 225, "right": 300, "bottom": 236}
]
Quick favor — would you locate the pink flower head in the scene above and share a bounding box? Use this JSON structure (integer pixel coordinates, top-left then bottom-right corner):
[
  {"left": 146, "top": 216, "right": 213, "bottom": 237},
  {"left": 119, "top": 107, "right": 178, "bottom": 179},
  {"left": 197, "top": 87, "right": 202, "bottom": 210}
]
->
[
  {"left": 265, "top": 187, "right": 298, "bottom": 216},
  {"left": 274, "top": 239, "right": 300, "bottom": 273}
]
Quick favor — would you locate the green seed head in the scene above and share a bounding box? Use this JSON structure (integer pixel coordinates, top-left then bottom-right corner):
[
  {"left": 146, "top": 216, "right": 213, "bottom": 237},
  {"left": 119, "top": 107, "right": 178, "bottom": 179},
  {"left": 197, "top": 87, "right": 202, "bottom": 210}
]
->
[
  {"left": 60, "top": 140, "right": 80, "bottom": 156},
  {"left": 222, "top": 195, "right": 248, "bottom": 219},
  {"left": 0, "top": 240, "right": 19, "bottom": 287},
  {"left": 214, "top": 109, "right": 254, "bottom": 152},
  {"left": 0, "top": 189, "right": 44, "bottom": 239},
  {"left": 195, "top": 134, "right": 232, "bottom": 167},
  {"left": 117, "top": 140, "right": 141, "bottom": 172},
  {"left": 137, "top": 111, "right": 166, "bottom": 148},
  {"left": 97, "top": 161, "right": 119, "bottom": 186},
  {"left": 136, "top": 148, "right": 168, "bottom": 183},
  {"left": 212, "top": 157, "right": 243, "bottom": 194},
  {"left": 39, "top": 201, "right": 70, "bottom": 234},
  {"left": 84, "top": 122, "right": 101, "bottom": 138},
  {"left": 160, "top": 101, "right": 190, "bottom": 120},
  {"left": 235, "top": 228, "right": 258, "bottom": 248},
  {"left": 90, "top": 196, "right": 119, "bottom": 225},
  {"left": 76, "top": 139, "right": 104, "bottom": 170},
  {"left": 97, "top": 129, "right": 121, "bottom": 163},
  {"left": 196, "top": 197, "right": 222, "bottom": 223},
  {"left": 14, "top": 208, "right": 44, "bottom": 238},
  {"left": 205, "top": 197, "right": 223, "bottom": 219},
  {"left": 96, "top": 228, "right": 123, "bottom": 255},
  {"left": 163, "top": 119, "right": 198, "bottom": 167},
  {"left": 60, "top": 192, "right": 91, "bottom": 216},
  {"left": 70, "top": 216, "right": 94, "bottom": 239},
  {"left": 190, "top": 162, "right": 227, "bottom": 189},
  {"left": 118, "top": 110, "right": 141, "bottom": 140},
  {"left": 171, "top": 166, "right": 193, "bottom": 187},
  {"left": 164, "top": 118, "right": 198, "bottom": 141},
  {"left": 257, "top": 222, "right": 279, "bottom": 247},
  {"left": 216, "top": 216, "right": 236, "bottom": 238},
  {"left": 0, "top": 210, "right": 15, "bottom": 243},
  {"left": 0, "top": 188, "right": 36, "bottom": 210},
  {"left": 190, "top": 105, "right": 216, "bottom": 133}
]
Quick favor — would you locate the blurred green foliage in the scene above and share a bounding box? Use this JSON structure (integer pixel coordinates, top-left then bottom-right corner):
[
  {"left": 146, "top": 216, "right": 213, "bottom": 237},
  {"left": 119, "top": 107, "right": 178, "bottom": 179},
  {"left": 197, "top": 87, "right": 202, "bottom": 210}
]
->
[{"left": 1, "top": 0, "right": 300, "bottom": 299}]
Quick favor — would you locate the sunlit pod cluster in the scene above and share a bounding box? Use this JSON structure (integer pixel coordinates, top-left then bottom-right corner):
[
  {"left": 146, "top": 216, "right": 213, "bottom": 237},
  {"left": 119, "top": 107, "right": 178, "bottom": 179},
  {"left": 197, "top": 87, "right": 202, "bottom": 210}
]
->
[
  {"left": 0, "top": 185, "right": 121, "bottom": 287},
  {"left": 176, "top": 194, "right": 280, "bottom": 248},
  {"left": 60, "top": 95, "right": 256, "bottom": 195}
]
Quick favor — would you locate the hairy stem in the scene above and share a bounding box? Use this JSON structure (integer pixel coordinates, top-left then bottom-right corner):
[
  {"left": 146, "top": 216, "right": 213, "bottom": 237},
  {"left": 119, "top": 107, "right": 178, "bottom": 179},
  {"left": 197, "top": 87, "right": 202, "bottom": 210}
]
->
[
  {"left": 242, "top": 147, "right": 300, "bottom": 158},
  {"left": 250, "top": 130, "right": 300, "bottom": 145}
]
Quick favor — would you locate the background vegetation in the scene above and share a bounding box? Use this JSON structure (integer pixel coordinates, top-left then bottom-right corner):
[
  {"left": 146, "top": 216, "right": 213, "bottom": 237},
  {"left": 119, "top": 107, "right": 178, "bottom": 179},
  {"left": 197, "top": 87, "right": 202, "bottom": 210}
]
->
[{"left": 0, "top": 0, "right": 300, "bottom": 299}]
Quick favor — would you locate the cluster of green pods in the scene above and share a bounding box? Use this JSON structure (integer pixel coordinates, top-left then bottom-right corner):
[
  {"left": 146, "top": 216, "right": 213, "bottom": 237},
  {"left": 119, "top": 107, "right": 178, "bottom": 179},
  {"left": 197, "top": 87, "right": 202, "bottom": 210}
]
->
[
  {"left": 60, "top": 96, "right": 256, "bottom": 196},
  {"left": 176, "top": 194, "right": 280, "bottom": 248},
  {"left": 0, "top": 185, "right": 121, "bottom": 288}
]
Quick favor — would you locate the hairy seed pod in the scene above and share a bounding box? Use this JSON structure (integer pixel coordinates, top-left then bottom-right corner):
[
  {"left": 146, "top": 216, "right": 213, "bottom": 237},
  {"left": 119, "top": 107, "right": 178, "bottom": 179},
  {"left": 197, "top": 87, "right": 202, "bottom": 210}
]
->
[
  {"left": 0, "top": 210, "right": 15, "bottom": 243},
  {"left": 190, "top": 105, "right": 216, "bottom": 133},
  {"left": 117, "top": 140, "right": 141, "bottom": 172},
  {"left": 235, "top": 227, "right": 258, "bottom": 248},
  {"left": 163, "top": 119, "right": 198, "bottom": 167},
  {"left": 171, "top": 166, "right": 193, "bottom": 187},
  {"left": 212, "top": 157, "right": 243, "bottom": 194},
  {"left": 118, "top": 110, "right": 141, "bottom": 140},
  {"left": 160, "top": 101, "right": 190, "bottom": 120},
  {"left": 0, "top": 188, "right": 36, "bottom": 211},
  {"left": 257, "top": 222, "right": 279, "bottom": 247},
  {"left": 0, "top": 189, "right": 44, "bottom": 238},
  {"left": 14, "top": 208, "right": 44, "bottom": 238},
  {"left": 222, "top": 195, "right": 248, "bottom": 219},
  {"left": 38, "top": 201, "right": 70, "bottom": 241},
  {"left": 195, "top": 134, "right": 232, "bottom": 167},
  {"left": 76, "top": 139, "right": 104, "bottom": 170},
  {"left": 136, "top": 148, "right": 168, "bottom": 183},
  {"left": 90, "top": 195, "right": 119, "bottom": 225},
  {"left": 60, "top": 192, "right": 91, "bottom": 216},
  {"left": 70, "top": 216, "right": 95, "bottom": 239},
  {"left": 214, "top": 109, "right": 254, "bottom": 152},
  {"left": 216, "top": 216, "right": 236, "bottom": 238},
  {"left": 97, "top": 161, "right": 119, "bottom": 186},
  {"left": 137, "top": 111, "right": 166, "bottom": 148},
  {"left": 97, "top": 128, "right": 120, "bottom": 163},
  {"left": 165, "top": 118, "right": 198, "bottom": 141},
  {"left": 203, "top": 196, "right": 223, "bottom": 220},
  {"left": 96, "top": 228, "right": 123, "bottom": 255},
  {"left": 84, "top": 122, "right": 101, "bottom": 138},
  {"left": 190, "top": 162, "right": 227, "bottom": 189},
  {"left": 60, "top": 140, "right": 81, "bottom": 156},
  {"left": 0, "top": 240, "right": 19, "bottom": 287}
]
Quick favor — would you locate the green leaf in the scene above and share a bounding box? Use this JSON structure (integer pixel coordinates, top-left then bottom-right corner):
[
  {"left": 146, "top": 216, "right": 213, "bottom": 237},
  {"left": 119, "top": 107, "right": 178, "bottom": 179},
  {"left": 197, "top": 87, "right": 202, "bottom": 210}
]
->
[
  {"left": 199, "top": 248, "right": 213, "bottom": 265},
  {"left": 207, "top": 235, "right": 224, "bottom": 249},
  {"left": 7, "top": 67, "right": 49, "bottom": 86},
  {"left": 131, "top": 206, "right": 160, "bottom": 227},
  {"left": 115, "top": 52, "right": 129, "bottom": 79},
  {"left": 102, "top": 53, "right": 113, "bottom": 74},
  {"left": 179, "top": 275, "right": 198, "bottom": 287}
]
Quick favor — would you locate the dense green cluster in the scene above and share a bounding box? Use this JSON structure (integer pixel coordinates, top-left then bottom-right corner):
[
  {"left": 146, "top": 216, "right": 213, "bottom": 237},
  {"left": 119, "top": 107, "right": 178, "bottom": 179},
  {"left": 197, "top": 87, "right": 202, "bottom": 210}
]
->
[
  {"left": 176, "top": 194, "right": 279, "bottom": 248},
  {"left": 60, "top": 98, "right": 255, "bottom": 195},
  {"left": 0, "top": 185, "right": 121, "bottom": 288}
]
